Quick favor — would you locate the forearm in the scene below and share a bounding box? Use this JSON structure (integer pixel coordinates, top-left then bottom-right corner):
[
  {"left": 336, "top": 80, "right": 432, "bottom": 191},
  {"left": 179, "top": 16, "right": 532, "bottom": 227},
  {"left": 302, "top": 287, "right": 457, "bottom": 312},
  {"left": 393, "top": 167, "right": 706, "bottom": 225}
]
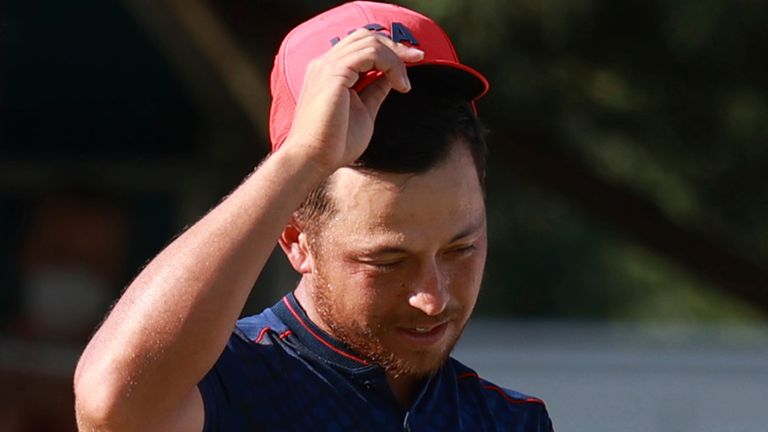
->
[{"left": 74, "top": 148, "right": 330, "bottom": 429}]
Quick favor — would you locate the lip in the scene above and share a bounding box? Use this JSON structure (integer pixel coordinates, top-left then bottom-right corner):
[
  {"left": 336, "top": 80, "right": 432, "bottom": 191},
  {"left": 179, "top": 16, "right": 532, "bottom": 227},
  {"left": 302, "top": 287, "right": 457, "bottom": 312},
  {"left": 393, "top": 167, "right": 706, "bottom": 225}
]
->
[{"left": 396, "top": 322, "right": 449, "bottom": 346}]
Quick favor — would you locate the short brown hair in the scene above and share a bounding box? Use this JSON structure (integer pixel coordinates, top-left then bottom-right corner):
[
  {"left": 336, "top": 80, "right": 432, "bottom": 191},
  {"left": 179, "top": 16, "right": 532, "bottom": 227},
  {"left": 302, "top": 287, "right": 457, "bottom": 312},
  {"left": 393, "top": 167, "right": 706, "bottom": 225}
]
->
[{"left": 294, "top": 80, "right": 487, "bottom": 234}]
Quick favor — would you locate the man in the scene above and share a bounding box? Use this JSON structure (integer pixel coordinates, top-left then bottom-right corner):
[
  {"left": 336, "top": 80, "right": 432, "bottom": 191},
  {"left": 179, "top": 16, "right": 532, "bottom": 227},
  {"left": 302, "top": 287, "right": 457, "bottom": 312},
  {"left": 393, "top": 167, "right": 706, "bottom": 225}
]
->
[{"left": 74, "top": 2, "right": 553, "bottom": 431}]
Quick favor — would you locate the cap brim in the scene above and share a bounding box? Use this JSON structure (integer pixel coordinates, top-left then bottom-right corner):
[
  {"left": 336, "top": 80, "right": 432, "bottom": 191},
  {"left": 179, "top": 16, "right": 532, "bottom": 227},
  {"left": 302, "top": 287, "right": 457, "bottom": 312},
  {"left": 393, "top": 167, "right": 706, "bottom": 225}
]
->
[
  {"left": 411, "top": 61, "right": 489, "bottom": 101},
  {"left": 353, "top": 62, "right": 489, "bottom": 102}
]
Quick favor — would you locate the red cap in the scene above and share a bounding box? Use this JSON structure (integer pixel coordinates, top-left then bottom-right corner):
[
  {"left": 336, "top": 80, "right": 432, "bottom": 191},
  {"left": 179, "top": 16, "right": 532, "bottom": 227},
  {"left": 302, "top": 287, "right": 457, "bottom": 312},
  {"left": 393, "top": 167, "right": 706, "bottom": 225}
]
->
[{"left": 269, "top": 1, "right": 489, "bottom": 150}]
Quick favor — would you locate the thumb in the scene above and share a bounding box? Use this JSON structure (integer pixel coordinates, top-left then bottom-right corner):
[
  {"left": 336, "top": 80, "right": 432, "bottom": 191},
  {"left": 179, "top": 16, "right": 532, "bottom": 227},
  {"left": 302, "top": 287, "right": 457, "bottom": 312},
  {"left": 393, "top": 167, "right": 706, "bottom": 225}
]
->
[{"left": 359, "top": 78, "right": 394, "bottom": 119}]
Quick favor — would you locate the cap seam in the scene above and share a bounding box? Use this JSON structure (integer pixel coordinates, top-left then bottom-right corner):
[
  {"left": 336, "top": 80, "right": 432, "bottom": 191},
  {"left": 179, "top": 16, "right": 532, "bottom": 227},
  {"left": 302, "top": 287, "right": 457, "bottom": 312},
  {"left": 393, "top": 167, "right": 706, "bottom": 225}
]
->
[
  {"left": 280, "top": 13, "right": 317, "bottom": 113},
  {"left": 282, "top": 37, "right": 297, "bottom": 110},
  {"left": 352, "top": 1, "right": 375, "bottom": 29}
]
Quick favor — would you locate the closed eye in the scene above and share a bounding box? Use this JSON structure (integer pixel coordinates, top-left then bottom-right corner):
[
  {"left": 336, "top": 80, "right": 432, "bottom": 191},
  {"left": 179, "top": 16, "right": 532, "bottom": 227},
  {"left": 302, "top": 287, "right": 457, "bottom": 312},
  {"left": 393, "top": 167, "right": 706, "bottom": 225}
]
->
[
  {"left": 365, "top": 259, "right": 404, "bottom": 272},
  {"left": 446, "top": 244, "right": 477, "bottom": 256},
  {"left": 354, "top": 256, "right": 406, "bottom": 271}
]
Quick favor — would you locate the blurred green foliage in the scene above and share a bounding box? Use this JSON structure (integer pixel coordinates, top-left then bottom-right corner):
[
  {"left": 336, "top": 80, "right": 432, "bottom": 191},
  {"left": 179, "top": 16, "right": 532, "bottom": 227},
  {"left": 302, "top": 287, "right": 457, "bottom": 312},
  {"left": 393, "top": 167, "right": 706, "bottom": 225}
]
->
[
  {"left": 2, "top": 0, "right": 766, "bottom": 325},
  {"left": 401, "top": 0, "right": 768, "bottom": 321}
]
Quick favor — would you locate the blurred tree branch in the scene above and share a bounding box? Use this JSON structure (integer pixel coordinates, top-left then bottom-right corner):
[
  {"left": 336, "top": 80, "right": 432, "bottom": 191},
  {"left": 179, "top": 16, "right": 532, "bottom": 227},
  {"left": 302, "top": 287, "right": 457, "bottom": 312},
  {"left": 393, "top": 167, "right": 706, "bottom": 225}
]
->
[
  {"left": 498, "top": 135, "right": 768, "bottom": 314},
  {"left": 122, "top": 0, "right": 270, "bottom": 142}
]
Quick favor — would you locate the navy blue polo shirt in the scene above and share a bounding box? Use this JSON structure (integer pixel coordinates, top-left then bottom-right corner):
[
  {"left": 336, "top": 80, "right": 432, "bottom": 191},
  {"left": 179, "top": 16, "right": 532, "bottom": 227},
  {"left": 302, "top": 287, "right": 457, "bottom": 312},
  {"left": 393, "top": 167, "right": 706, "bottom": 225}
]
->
[{"left": 198, "top": 293, "right": 553, "bottom": 431}]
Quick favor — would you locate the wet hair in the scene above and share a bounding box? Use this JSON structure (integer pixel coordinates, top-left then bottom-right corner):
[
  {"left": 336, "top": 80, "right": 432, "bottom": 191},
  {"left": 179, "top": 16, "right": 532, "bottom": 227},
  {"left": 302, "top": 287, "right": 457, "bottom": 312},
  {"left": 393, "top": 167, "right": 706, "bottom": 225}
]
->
[{"left": 294, "top": 74, "right": 488, "bottom": 234}]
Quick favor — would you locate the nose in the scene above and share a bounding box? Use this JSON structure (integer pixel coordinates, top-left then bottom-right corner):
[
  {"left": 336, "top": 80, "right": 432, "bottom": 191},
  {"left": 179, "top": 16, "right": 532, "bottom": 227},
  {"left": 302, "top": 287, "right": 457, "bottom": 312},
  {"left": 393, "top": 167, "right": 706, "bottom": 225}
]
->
[{"left": 408, "top": 260, "right": 449, "bottom": 316}]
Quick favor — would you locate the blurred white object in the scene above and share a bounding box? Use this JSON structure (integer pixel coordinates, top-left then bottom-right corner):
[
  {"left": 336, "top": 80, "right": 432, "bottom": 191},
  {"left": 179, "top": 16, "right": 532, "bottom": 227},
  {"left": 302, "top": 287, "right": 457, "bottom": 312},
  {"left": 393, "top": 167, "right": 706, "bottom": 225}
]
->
[
  {"left": 23, "top": 265, "right": 111, "bottom": 339},
  {"left": 455, "top": 320, "right": 768, "bottom": 432}
]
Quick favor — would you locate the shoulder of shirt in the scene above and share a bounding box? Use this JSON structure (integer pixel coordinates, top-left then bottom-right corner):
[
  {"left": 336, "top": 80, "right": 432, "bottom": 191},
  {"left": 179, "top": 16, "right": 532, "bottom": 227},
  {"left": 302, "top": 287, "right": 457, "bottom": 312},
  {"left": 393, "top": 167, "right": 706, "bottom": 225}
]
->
[
  {"left": 232, "top": 307, "right": 291, "bottom": 344},
  {"left": 448, "top": 357, "right": 548, "bottom": 408}
]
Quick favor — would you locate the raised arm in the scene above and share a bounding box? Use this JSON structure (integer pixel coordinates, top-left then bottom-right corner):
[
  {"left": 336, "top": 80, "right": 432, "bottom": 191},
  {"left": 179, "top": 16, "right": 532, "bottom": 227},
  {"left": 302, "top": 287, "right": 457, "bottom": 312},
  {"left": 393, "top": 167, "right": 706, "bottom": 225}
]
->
[{"left": 73, "top": 29, "right": 423, "bottom": 431}]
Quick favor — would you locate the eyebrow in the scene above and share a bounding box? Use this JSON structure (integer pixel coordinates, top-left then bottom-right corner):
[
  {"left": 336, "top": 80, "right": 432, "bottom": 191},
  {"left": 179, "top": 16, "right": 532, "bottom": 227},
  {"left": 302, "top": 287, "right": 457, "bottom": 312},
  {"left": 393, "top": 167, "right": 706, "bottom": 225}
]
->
[
  {"left": 448, "top": 218, "right": 486, "bottom": 244},
  {"left": 361, "top": 218, "right": 486, "bottom": 256}
]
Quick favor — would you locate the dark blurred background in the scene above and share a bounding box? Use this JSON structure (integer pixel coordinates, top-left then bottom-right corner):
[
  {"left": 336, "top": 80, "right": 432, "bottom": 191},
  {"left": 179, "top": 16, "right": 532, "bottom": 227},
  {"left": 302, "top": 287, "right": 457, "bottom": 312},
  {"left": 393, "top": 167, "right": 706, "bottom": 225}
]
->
[{"left": 1, "top": 0, "right": 767, "bottom": 430}]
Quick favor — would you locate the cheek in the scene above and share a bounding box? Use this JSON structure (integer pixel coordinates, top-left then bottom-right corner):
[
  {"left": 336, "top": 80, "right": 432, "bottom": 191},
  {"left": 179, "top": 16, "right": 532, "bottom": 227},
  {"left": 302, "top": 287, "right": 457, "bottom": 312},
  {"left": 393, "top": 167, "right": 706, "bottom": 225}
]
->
[
  {"left": 345, "top": 269, "right": 417, "bottom": 323},
  {"left": 323, "top": 267, "right": 394, "bottom": 322},
  {"left": 449, "top": 252, "right": 486, "bottom": 301}
]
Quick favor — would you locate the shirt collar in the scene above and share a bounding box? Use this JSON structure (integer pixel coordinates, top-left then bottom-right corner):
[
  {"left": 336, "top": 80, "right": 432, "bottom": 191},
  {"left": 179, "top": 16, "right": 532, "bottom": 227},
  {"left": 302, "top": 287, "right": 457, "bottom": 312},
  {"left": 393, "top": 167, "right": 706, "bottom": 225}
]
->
[
  {"left": 271, "top": 292, "right": 454, "bottom": 413},
  {"left": 272, "top": 291, "right": 376, "bottom": 371}
]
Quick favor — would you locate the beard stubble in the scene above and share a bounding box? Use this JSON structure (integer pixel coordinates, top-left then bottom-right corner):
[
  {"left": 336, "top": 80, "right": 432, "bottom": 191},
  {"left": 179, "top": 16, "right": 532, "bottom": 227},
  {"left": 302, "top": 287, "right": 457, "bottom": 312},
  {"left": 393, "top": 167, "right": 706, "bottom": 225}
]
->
[{"left": 310, "top": 268, "right": 468, "bottom": 379}]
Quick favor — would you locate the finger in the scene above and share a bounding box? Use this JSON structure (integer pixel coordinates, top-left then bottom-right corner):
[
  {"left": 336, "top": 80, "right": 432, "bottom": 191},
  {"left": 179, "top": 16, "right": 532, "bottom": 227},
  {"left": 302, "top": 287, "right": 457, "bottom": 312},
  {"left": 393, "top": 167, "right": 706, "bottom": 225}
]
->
[
  {"left": 331, "top": 29, "right": 424, "bottom": 64},
  {"left": 334, "top": 41, "right": 420, "bottom": 92},
  {"left": 327, "top": 31, "right": 423, "bottom": 92},
  {"left": 330, "top": 27, "right": 378, "bottom": 47},
  {"left": 379, "top": 37, "right": 425, "bottom": 64},
  {"left": 358, "top": 77, "right": 392, "bottom": 118}
]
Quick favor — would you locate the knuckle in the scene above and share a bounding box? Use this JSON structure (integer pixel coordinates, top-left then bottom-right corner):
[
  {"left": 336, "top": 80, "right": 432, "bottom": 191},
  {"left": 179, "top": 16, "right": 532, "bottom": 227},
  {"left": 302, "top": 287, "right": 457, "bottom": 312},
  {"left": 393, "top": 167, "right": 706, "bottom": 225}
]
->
[
  {"left": 373, "top": 33, "right": 398, "bottom": 48},
  {"left": 306, "top": 57, "right": 335, "bottom": 77},
  {"left": 306, "top": 58, "right": 323, "bottom": 73},
  {"left": 367, "top": 43, "right": 396, "bottom": 62},
  {"left": 362, "top": 45, "right": 379, "bottom": 57}
]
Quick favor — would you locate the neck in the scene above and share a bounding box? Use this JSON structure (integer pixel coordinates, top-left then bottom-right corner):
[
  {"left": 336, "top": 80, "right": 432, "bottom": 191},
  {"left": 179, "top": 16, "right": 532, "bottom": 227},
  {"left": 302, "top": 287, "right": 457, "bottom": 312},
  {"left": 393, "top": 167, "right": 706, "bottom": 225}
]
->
[{"left": 294, "top": 278, "right": 327, "bottom": 333}]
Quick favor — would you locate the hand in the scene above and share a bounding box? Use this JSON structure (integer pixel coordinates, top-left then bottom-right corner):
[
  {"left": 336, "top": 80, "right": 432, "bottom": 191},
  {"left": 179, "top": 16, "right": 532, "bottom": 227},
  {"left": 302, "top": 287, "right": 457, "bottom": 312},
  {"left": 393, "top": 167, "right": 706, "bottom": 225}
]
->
[{"left": 282, "top": 28, "right": 424, "bottom": 173}]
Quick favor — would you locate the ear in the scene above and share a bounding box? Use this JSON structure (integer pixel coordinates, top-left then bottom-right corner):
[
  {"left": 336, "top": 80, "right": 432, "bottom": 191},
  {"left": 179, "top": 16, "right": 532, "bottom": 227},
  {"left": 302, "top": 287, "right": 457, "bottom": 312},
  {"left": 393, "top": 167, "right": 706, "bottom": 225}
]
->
[{"left": 278, "top": 216, "right": 314, "bottom": 274}]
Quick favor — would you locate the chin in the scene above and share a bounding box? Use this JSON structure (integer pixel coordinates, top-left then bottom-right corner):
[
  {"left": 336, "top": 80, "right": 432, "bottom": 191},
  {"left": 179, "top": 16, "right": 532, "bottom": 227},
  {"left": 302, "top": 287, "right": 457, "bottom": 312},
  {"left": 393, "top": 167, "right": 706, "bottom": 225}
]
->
[
  {"left": 369, "top": 351, "right": 445, "bottom": 379},
  {"left": 400, "top": 350, "right": 451, "bottom": 375},
  {"left": 379, "top": 337, "right": 458, "bottom": 378}
]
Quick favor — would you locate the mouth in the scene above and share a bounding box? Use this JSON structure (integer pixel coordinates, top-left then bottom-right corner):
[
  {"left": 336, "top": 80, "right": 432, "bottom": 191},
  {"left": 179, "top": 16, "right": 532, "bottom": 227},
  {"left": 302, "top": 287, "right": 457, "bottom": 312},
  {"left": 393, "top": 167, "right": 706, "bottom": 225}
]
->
[{"left": 396, "top": 322, "right": 449, "bottom": 345}]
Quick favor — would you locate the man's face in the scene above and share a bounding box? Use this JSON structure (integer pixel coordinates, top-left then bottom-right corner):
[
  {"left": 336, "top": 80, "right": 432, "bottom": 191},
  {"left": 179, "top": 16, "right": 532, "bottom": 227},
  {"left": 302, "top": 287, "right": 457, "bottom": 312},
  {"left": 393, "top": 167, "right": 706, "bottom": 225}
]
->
[{"left": 305, "top": 143, "right": 487, "bottom": 378}]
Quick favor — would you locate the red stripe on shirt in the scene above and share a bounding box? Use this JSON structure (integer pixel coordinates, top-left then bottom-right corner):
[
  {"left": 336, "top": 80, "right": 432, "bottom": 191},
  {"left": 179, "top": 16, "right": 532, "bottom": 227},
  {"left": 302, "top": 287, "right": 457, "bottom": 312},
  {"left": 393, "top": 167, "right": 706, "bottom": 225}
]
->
[
  {"left": 282, "top": 297, "right": 369, "bottom": 365},
  {"left": 458, "top": 371, "right": 544, "bottom": 405},
  {"left": 253, "top": 327, "right": 271, "bottom": 344}
]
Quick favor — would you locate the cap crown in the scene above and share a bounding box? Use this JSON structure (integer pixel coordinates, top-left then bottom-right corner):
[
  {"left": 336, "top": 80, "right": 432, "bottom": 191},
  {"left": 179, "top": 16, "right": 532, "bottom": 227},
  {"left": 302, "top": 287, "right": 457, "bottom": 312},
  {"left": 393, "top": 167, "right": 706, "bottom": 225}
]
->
[{"left": 269, "top": 1, "right": 488, "bottom": 150}]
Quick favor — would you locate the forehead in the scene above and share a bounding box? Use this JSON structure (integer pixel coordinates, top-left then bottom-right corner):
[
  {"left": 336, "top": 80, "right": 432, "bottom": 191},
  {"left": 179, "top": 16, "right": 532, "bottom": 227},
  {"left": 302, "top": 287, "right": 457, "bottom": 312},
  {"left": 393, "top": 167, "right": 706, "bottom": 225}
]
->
[{"left": 322, "top": 145, "right": 485, "bottom": 243}]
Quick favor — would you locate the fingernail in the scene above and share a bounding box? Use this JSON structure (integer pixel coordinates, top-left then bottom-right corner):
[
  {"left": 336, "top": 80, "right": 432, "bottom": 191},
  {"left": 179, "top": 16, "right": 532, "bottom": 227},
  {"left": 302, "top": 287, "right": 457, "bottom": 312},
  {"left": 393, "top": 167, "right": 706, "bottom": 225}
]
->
[
  {"left": 408, "top": 47, "right": 425, "bottom": 60},
  {"left": 403, "top": 74, "right": 412, "bottom": 91}
]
